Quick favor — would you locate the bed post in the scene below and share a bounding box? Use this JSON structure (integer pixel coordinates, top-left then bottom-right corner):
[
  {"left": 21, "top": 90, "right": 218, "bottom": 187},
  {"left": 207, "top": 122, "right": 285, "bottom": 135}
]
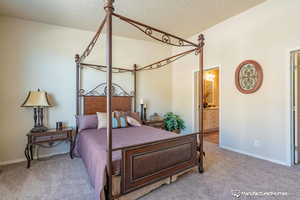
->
[
  {"left": 73, "top": 54, "right": 81, "bottom": 161},
  {"left": 75, "top": 54, "right": 80, "bottom": 115},
  {"left": 133, "top": 64, "right": 137, "bottom": 112},
  {"left": 105, "top": 0, "right": 114, "bottom": 199},
  {"left": 198, "top": 34, "right": 205, "bottom": 173}
]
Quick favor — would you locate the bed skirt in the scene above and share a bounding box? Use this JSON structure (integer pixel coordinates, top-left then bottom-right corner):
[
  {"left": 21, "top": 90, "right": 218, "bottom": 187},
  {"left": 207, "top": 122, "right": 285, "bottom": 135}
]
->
[{"left": 101, "top": 166, "right": 197, "bottom": 200}]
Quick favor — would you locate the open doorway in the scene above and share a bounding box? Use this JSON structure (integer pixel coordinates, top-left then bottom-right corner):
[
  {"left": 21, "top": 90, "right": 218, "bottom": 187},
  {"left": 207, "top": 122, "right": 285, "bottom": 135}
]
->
[
  {"left": 194, "top": 66, "right": 220, "bottom": 145},
  {"left": 291, "top": 50, "right": 300, "bottom": 165}
]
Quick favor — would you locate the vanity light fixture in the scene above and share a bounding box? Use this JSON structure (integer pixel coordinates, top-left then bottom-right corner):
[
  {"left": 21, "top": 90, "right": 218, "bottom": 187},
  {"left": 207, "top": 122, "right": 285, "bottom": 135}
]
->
[{"left": 205, "top": 73, "right": 215, "bottom": 81}]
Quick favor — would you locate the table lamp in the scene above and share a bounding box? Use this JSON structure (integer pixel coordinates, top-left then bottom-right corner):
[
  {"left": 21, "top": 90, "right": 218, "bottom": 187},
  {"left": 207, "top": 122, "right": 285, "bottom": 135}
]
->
[{"left": 21, "top": 89, "right": 52, "bottom": 132}]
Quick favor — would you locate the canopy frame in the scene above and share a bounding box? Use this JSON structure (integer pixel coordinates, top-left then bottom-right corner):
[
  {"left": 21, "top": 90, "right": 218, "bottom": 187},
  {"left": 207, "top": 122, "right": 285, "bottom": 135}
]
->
[{"left": 74, "top": 1, "right": 205, "bottom": 199}]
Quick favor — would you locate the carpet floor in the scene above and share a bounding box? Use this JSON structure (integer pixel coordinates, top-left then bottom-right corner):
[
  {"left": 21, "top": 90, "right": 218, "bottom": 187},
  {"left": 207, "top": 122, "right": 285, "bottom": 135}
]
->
[{"left": 1, "top": 142, "right": 300, "bottom": 200}]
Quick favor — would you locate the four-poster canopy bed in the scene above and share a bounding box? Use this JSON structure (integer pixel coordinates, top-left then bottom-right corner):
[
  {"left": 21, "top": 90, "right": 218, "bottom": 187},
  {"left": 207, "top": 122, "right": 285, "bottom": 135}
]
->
[{"left": 74, "top": 0, "right": 205, "bottom": 199}]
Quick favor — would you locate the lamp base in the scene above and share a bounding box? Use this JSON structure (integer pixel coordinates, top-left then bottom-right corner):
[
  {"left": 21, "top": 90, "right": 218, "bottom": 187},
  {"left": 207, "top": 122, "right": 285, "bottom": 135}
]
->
[{"left": 31, "top": 126, "right": 48, "bottom": 133}]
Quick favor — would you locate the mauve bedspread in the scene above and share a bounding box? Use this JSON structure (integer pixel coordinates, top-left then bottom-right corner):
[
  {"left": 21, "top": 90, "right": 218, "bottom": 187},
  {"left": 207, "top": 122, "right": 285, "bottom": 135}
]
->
[{"left": 74, "top": 126, "right": 176, "bottom": 200}]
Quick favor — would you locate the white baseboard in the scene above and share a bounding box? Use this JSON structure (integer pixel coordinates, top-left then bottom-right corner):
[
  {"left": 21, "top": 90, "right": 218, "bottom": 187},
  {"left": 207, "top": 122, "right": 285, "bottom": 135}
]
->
[
  {"left": 1, "top": 146, "right": 290, "bottom": 167},
  {"left": 220, "top": 145, "right": 291, "bottom": 167},
  {"left": 0, "top": 150, "right": 68, "bottom": 166}
]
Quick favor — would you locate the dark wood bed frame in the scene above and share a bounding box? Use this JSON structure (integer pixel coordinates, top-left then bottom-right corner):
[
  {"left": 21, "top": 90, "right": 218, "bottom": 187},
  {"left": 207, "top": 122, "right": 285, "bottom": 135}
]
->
[
  {"left": 81, "top": 95, "right": 199, "bottom": 197},
  {"left": 74, "top": 1, "right": 205, "bottom": 199}
]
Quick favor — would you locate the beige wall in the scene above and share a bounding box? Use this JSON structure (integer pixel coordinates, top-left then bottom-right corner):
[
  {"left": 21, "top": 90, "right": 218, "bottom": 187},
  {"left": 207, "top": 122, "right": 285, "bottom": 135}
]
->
[
  {"left": 0, "top": 16, "right": 172, "bottom": 164},
  {"left": 2, "top": 0, "right": 299, "bottom": 167},
  {"left": 172, "top": 0, "right": 300, "bottom": 165}
]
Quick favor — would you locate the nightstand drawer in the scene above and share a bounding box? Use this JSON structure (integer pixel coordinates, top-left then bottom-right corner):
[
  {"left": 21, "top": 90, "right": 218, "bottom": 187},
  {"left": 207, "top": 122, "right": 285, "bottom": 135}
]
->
[{"left": 33, "top": 134, "right": 68, "bottom": 144}]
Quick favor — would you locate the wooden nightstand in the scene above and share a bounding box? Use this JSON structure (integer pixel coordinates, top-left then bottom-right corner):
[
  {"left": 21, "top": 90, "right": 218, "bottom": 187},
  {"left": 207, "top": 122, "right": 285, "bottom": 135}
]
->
[
  {"left": 143, "top": 120, "right": 165, "bottom": 129},
  {"left": 24, "top": 128, "right": 74, "bottom": 168}
]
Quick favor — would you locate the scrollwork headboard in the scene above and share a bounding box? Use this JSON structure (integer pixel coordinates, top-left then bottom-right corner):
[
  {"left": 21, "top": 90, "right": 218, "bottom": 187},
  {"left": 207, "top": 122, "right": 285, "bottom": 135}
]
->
[
  {"left": 83, "top": 96, "right": 132, "bottom": 114},
  {"left": 80, "top": 83, "right": 134, "bottom": 115}
]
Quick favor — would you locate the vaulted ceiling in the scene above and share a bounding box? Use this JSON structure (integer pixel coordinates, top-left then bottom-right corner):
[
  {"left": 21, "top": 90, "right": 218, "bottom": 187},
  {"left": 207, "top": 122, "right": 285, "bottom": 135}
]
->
[{"left": 0, "top": 0, "right": 266, "bottom": 40}]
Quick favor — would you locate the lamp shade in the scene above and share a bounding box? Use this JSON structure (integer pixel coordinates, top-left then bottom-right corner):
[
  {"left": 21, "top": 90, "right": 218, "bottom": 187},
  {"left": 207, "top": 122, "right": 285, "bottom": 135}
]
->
[{"left": 21, "top": 90, "right": 52, "bottom": 107}]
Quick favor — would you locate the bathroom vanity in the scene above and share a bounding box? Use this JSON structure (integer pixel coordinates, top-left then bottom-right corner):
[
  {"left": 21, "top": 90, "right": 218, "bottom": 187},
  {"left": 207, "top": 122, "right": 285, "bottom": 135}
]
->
[{"left": 203, "top": 107, "right": 219, "bottom": 133}]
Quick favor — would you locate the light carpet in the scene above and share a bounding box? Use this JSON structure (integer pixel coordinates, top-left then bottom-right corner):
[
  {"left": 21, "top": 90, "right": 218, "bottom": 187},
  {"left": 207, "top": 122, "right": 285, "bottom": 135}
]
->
[{"left": 1, "top": 142, "right": 300, "bottom": 200}]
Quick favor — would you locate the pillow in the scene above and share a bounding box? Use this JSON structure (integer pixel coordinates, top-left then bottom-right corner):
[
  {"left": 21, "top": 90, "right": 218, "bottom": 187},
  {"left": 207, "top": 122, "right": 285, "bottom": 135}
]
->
[
  {"left": 119, "top": 116, "right": 128, "bottom": 128},
  {"left": 127, "top": 116, "right": 142, "bottom": 127},
  {"left": 97, "top": 112, "right": 107, "bottom": 129},
  {"left": 97, "top": 112, "right": 128, "bottom": 129},
  {"left": 127, "top": 112, "right": 141, "bottom": 122},
  {"left": 112, "top": 117, "right": 119, "bottom": 129},
  {"left": 113, "top": 111, "right": 129, "bottom": 128},
  {"left": 76, "top": 114, "right": 98, "bottom": 132}
]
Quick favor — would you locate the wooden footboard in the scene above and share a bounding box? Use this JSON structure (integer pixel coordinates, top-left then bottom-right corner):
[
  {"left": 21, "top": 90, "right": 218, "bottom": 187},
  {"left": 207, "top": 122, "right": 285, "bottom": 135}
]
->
[{"left": 121, "top": 134, "right": 198, "bottom": 194}]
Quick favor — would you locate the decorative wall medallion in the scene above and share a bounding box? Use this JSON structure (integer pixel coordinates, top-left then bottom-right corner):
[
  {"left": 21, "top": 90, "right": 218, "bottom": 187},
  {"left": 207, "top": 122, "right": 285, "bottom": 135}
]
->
[{"left": 235, "top": 60, "right": 263, "bottom": 94}]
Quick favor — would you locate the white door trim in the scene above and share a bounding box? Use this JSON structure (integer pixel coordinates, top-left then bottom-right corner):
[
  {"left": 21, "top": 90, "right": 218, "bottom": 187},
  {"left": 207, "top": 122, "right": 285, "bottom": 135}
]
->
[
  {"left": 290, "top": 49, "right": 300, "bottom": 165},
  {"left": 192, "top": 65, "right": 221, "bottom": 144}
]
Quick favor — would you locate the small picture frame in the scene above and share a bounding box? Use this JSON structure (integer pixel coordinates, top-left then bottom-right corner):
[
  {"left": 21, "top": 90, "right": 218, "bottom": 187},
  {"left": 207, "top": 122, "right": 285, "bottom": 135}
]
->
[{"left": 56, "top": 122, "right": 63, "bottom": 130}]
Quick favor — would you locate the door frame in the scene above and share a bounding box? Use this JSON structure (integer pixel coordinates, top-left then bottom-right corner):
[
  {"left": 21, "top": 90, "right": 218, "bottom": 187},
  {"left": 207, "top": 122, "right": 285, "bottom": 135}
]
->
[
  {"left": 192, "top": 65, "right": 221, "bottom": 144},
  {"left": 290, "top": 49, "right": 300, "bottom": 165}
]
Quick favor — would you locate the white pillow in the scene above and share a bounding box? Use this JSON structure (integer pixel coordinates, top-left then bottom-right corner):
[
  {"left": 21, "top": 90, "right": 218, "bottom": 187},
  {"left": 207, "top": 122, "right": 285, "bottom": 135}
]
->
[
  {"left": 127, "top": 116, "right": 142, "bottom": 127},
  {"left": 96, "top": 112, "right": 107, "bottom": 129},
  {"left": 96, "top": 112, "right": 117, "bottom": 129}
]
